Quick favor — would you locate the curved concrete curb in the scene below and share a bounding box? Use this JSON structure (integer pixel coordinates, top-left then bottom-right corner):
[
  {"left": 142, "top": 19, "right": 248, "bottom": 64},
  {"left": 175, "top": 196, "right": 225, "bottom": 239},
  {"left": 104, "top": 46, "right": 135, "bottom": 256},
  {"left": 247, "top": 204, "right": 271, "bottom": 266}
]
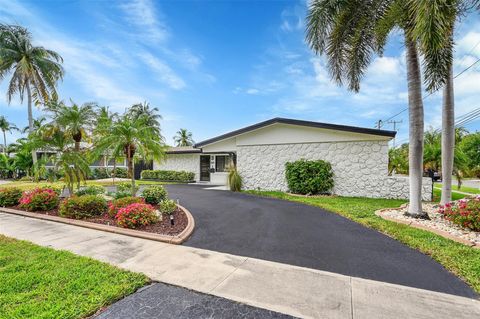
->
[
  {"left": 0, "top": 204, "right": 195, "bottom": 245},
  {"left": 375, "top": 207, "right": 480, "bottom": 249}
]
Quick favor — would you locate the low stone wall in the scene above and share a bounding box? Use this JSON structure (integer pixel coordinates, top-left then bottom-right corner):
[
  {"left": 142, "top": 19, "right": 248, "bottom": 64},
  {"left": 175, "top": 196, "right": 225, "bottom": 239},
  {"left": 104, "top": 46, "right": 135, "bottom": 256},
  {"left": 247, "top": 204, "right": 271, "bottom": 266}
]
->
[{"left": 237, "top": 141, "right": 432, "bottom": 201}]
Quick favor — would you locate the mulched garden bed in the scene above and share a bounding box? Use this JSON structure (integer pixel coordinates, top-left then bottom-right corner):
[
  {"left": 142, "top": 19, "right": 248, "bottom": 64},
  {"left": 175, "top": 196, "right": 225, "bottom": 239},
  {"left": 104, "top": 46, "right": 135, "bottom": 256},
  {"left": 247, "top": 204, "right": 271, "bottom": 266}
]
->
[{"left": 11, "top": 204, "right": 188, "bottom": 236}]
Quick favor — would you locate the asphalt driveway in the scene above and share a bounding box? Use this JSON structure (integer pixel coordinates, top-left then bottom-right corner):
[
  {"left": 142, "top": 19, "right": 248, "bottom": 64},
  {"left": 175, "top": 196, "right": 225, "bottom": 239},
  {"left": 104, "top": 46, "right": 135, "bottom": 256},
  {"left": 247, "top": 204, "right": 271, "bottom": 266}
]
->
[{"left": 165, "top": 184, "right": 476, "bottom": 298}]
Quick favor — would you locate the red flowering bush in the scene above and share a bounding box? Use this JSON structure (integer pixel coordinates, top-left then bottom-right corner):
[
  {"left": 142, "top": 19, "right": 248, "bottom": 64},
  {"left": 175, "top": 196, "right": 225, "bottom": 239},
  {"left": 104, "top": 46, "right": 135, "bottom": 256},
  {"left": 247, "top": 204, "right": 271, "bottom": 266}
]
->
[
  {"left": 115, "top": 203, "right": 158, "bottom": 229},
  {"left": 107, "top": 196, "right": 145, "bottom": 217},
  {"left": 19, "top": 188, "right": 59, "bottom": 211},
  {"left": 439, "top": 197, "right": 480, "bottom": 231}
]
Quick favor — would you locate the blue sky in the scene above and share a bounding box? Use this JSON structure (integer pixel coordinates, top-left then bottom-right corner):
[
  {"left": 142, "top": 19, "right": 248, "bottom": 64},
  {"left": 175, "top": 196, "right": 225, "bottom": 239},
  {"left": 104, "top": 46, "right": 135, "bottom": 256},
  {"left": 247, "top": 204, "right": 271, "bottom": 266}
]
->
[{"left": 0, "top": 0, "right": 479, "bottom": 146}]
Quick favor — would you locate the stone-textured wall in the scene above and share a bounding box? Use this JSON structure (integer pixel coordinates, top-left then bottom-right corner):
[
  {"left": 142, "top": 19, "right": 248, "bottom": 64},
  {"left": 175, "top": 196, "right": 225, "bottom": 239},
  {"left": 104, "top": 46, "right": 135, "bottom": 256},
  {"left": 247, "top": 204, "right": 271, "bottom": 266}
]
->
[
  {"left": 153, "top": 154, "right": 200, "bottom": 181},
  {"left": 237, "top": 141, "right": 432, "bottom": 201}
]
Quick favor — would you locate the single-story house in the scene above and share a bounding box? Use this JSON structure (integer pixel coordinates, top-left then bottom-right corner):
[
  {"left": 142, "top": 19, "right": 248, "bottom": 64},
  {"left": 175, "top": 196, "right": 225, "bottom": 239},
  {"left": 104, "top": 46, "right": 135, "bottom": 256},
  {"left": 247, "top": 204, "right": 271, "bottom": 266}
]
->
[{"left": 154, "top": 118, "right": 432, "bottom": 200}]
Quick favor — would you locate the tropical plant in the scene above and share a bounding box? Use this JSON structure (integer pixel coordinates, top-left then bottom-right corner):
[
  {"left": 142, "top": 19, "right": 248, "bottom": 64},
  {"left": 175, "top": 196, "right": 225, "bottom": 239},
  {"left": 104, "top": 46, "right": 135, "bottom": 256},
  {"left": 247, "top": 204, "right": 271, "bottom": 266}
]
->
[
  {"left": 0, "top": 24, "right": 64, "bottom": 164},
  {"left": 285, "top": 159, "right": 334, "bottom": 195},
  {"left": 408, "top": 0, "right": 479, "bottom": 204},
  {"left": 107, "top": 196, "right": 145, "bottom": 217},
  {"left": 158, "top": 199, "right": 176, "bottom": 215},
  {"left": 440, "top": 197, "right": 480, "bottom": 231},
  {"left": 59, "top": 195, "right": 107, "bottom": 219},
  {"left": 128, "top": 101, "right": 162, "bottom": 135},
  {"left": 306, "top": 0, "right": 430, "bottom": 217},
  {"left": 45, "top": 100, "right": 96, "bottom": 151},
  {"left": 95, "top": 107, "right": 166, "bottom": 196},
  {"left": 0, "top": 187, "right": 22, "bottom": 206},
  {"left": 0, "top": 153, "right": 14, "bottom": 178},
  {"left": 115, "top": 203, "right": 158, "bottom": 228},
  {"left": 141, "top": 185, "right": 167, "bottom": 204},
  {"left": 174, "top": 128, "right": 194, "bottom": 147},
  {"left": 388, "top": 144, "right": 409, "bottom": 175},
  {"left": 19, "top": 187, "right": 59, "bottom": 211},
  {"left": 21, "top": 116, "right": 46, "bottom": 134},
  {"left": 228, "top": 166, "right": 242, "bottom": 192},
  {"left": 0, "top": 116, "right": 18, "bottom": 154}
]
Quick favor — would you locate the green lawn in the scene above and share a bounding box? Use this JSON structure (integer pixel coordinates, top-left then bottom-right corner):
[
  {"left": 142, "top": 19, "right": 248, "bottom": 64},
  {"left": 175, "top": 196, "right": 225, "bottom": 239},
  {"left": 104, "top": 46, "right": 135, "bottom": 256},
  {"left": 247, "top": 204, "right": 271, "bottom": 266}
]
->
[
  {"left": 432, "top": 188, "right": 469, "bottom": 201},
  {"left": 0, "top": 179, "right": 169, "bottom": 191},
  {"left": 0, "top": 235, "right": 148, "bottom": 319},
  {"left": 434, "top": 182, "right": 480, "bottom": 195},
  {"left": 245, "top": 190, "right": 480, "bottom": 294}
]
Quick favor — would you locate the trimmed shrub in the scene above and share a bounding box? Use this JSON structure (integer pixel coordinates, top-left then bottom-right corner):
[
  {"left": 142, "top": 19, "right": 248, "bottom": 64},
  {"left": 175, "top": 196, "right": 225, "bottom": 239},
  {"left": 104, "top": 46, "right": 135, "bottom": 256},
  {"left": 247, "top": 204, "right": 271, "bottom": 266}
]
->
[
  {"left": 108, "top": 196, "right": 145, "bottom": 217},
  {"left": 117, "top": 182, "right": 138, "bottom": 194},
  {"left": 141, "top": 185, "right": 167, "bottom": 205},
  {"left": 110, "top": 167, "right": 128, "bottom": 178},
  {"left": 74, "top": 185, "right": 105, "bottom": 196},
  {"left": 228, "top": 167, "right": 242, "bottom": 192},
  {"left": 440, "top": 197, "right": 480, "bottom": 231},
  {"left": 19, "top": 188, "right": 59, "bottom": 211},
  {"left": 92, "top": 168, "right": 109, "bottom": 180},
  {"left": 285, "top": 159, "right": 334, "bottom": 195},
  {"left": 59, "top": 195, "right": 107, "bottom": 219},
  {"left": 140, "top": 170, "right": 194, "bottom": 183},
  {"left": 115, "top": 203, "right": 158, "bottom": 229},
  {"left": 0, "top": 187, "right": 23, "bottom": 207},
  {"left": 159, "top": 199, "right": 177, "bottom": 215}
]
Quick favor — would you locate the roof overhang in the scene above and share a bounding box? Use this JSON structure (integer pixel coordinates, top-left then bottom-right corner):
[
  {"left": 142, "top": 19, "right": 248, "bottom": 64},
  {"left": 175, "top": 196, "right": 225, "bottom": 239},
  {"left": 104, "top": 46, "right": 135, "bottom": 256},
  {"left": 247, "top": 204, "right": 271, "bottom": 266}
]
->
[{"left": 194, "top": 117, "right": 396, "bottom": 148}]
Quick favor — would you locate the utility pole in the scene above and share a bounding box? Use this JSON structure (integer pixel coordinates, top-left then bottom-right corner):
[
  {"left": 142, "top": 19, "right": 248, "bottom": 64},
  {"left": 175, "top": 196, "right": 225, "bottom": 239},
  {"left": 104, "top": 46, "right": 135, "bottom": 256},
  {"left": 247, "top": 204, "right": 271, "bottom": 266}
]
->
[
  {"left": 387, "top": 120, "right": 402, "bottom": 147},
  {"left": 376, "top": 120, "right": 383, "bottom": 129}
]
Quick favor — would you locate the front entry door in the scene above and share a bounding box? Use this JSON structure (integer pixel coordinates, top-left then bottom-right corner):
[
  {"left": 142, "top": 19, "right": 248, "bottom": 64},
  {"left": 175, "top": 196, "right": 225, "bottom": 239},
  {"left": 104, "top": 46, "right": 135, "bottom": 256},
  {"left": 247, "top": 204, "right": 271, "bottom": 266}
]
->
[{"left": 200, "top": 155, "right": 211, "bottom": 181}]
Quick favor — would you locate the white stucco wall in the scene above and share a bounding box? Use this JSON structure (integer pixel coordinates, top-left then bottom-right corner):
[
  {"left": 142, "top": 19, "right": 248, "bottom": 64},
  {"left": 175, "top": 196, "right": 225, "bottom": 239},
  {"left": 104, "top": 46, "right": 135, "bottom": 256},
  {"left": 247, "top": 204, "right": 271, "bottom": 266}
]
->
[
  {"left": 153, "top": 154, "right": 200, "bottom": 181},
  {"left": 237, "top": 141, "right": 432, "bottom": 201}
]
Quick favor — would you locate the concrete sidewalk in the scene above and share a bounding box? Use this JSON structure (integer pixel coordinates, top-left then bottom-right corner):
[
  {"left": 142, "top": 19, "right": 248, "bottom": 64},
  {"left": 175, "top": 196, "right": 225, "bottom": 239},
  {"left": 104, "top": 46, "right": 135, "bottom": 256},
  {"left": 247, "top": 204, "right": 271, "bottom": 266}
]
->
[{"left": 1, "top": 212, "right": 479, "bottom": 319}]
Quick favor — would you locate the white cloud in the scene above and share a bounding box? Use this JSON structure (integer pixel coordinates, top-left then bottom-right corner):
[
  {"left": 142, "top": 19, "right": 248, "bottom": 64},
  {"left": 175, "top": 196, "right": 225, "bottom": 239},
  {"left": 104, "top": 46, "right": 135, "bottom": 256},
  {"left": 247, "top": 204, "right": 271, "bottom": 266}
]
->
[
  {"left": 246, "top": 88, "right": 260, "bottom": 95},
  {"left": 119, "top": 0, "right": 169, "bottom": 43},
  {"left": 369, "top": 56, "right": 402, "bottom": 77},
  {"left": 139, "top": 52, "right": 186, "bottom": 90},
  {"left": 280, "top": 6, "right": 304, "bottom": 32}
]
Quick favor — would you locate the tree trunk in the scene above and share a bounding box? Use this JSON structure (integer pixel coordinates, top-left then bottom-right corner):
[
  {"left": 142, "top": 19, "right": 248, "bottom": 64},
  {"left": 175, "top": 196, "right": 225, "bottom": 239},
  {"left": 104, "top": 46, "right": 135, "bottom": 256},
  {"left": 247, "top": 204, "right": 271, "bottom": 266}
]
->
[
  {"left": 405, "top": 37, "right": 427, "bottom": 218},
  {"left": 440, "top": 65, "right": 455, "bottom": 205},
  {"left": 2, "top": 130, "right": 6, "bottom": 155},
  {"left": 126, "top": 146, "right": 136, "bottom": 196},
  {"left": 26, "top": 81, "right": 37, "bottom": 165}
]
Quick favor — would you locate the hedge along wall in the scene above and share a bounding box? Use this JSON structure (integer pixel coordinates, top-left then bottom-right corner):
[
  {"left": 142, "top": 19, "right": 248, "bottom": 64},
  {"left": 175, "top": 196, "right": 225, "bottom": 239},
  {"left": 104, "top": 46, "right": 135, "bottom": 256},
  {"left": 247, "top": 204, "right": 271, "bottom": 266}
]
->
[{"left": 140, "top": 170, "right": 195, "bottom": 183}]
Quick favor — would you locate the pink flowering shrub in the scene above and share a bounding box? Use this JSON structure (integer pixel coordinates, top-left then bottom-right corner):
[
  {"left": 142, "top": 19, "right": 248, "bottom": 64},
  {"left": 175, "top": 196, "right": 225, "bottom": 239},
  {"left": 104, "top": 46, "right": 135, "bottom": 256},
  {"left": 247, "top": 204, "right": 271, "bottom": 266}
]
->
[
  {"left": 439, "top": 197, "right": 480, "bottom": 231},
  {"left": 107, "top": 196, "right": 145, "bottom": 217},
  {"left": 19, "top": 188, "right": 59, "bottom": 211},
  {"left": 115, "top": 203, "right": 158, "bottom": 229}
]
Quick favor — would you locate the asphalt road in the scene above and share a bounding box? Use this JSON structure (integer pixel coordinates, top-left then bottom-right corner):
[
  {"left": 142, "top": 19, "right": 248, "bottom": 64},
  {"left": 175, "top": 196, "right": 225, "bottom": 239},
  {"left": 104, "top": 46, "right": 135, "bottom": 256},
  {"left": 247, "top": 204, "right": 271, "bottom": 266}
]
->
[{"left": 165, "top": 184, "right": 476, "bottom": 298}]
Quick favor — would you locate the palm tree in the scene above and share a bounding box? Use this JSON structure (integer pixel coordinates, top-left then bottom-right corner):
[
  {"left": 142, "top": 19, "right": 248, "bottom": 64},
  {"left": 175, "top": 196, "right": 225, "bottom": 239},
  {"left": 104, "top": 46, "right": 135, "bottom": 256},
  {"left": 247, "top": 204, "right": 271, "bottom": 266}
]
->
[
  {"left": 306, "top": 0, "right": 429, "bottom": 217},
  {"left": 128, "top": 101, "right": 162, "bottom": 135},
  {"left": 45, "top": 100, "right": 96, "bottom": 151},
  {"left": 0, "top": 116, "right": 18, "bottom": 154},
  {"left": 21, "top": 116, "right": 46, "bottom": 134},
  {"left": 174, "top": 128, "right": 194, "bottom": 147},
  {"left": 409, "top": 1, "right": 479, "bottom": 204},
  {"left": 0, "top": 24, "right": 64, "bottom": 164},
  {"left": 95, "top": 111, "right": 165, "bottom": 195}
]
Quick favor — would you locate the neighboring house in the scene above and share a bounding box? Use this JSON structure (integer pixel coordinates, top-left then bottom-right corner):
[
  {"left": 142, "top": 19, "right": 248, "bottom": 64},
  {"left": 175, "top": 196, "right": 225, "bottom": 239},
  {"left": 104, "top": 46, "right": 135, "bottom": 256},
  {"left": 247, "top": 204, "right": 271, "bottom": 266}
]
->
[{"left": 154, "top": 118, "right": 432, "bottom": 200}]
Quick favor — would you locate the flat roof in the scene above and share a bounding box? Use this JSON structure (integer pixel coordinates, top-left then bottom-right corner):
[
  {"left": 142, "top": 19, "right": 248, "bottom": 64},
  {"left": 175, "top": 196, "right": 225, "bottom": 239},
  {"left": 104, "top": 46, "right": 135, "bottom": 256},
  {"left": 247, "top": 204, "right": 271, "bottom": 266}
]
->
[{"left": 194, "top": 117, "right": 396, "bottom": 148}]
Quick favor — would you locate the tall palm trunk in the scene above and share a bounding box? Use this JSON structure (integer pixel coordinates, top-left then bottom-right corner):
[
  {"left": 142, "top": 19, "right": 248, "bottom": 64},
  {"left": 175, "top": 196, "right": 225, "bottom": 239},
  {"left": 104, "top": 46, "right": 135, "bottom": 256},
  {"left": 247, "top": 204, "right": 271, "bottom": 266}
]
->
[
  {"left": 126, "top": 146, "right": 136, "bottom": 196},
  {"left": 26, "top": 80, "right": 37, "bottom": 165},
  {"left": 440, "top": 64, "right": 455, "bottom": 205},
  {"left": 2, "top": 130, "right": 6, "bottom": 155},
  {"left": 405, "top": 37, "right": 427, "bottom": 218}
]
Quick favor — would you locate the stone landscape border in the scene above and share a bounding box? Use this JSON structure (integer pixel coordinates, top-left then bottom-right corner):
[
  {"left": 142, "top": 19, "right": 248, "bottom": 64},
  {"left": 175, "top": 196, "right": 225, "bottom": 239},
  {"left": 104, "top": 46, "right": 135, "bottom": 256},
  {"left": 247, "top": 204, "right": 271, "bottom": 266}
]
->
[
  {"left": 0, "top": 204, "right": 195, "bottom": 245},
  {"left": 375, "top": 207, "right": 480, "bottom": 249}
]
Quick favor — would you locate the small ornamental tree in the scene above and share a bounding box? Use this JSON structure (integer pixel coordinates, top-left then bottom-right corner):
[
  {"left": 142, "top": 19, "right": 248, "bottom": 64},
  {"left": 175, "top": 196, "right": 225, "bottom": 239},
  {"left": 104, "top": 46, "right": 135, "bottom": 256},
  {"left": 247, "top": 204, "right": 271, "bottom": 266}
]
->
[{"left": 285, "top": 159, "right": 334, "bottom": 195}]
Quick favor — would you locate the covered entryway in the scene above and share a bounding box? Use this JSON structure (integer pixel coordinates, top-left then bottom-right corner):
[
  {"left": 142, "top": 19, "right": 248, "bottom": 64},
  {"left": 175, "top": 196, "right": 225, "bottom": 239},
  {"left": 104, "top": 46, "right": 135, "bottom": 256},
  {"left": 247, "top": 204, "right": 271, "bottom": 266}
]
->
[{"left": 200, "top": 155, "right": 210, "bottom": 181}]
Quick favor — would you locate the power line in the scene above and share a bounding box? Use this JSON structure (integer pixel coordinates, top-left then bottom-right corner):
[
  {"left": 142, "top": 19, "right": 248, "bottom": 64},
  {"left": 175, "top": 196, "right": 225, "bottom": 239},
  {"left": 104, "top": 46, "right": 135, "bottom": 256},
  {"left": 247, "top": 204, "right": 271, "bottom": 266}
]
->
[
  {"left": 394, "top": 106, "right": 480, "bottom": 146},
  {"left": 376, "top": 52, "right": 480, "bottom": 128}
]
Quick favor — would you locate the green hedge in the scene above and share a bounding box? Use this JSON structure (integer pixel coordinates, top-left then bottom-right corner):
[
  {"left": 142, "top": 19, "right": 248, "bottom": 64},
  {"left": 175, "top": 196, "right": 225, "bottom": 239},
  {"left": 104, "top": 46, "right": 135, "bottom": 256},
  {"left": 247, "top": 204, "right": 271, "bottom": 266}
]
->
[
  {"left": 285, "top": 159, "right": 334, "bottom": 195},
  {"left": 141, "top": 170, "right": 195, "bottom": 182}
]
